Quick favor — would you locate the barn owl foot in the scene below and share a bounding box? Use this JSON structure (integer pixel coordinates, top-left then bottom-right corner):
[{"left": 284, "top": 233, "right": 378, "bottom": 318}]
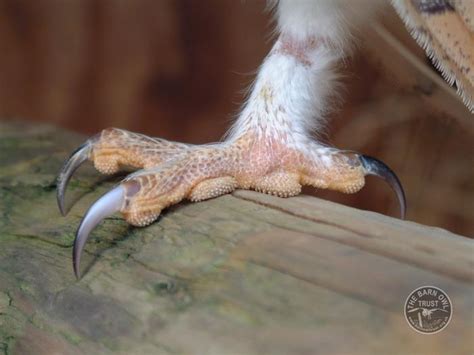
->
[{"left": 57, "top": 128, "right": 405, "bottom": 278}]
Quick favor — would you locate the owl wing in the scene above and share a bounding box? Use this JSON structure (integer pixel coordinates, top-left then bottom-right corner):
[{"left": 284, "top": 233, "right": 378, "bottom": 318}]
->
[{"left": 392, "top": 0, "right": 474, "bottom": 112}]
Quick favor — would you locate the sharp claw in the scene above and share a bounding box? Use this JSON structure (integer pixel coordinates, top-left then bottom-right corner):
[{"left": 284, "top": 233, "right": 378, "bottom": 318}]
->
[
  {"left": 57, "top": 137, "right": 97, "bottom": 216},
  {"left": 359, "top": 155, "right": 407, "bottom": 219},
  {"left": 73, "top": 185, "right": 125, "bottom": 279}
]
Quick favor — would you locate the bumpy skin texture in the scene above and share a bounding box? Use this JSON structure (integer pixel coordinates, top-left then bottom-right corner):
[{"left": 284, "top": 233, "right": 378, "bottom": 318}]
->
[
  {"left": 90, "top": 128, "right": 365, "bottom": 227},
  {"left": 90, "top": 128, "right": 191, "bottom": 173}
]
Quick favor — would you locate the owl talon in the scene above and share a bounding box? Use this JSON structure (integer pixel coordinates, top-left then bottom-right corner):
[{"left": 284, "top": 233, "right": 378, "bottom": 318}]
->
[
  {"left": 72, "top": 183, "right": 134, "bottom": 279},
  {"left": 57, "top": 136, "right": 98, "bottom": 216},
  {"left": 360, "top": 155, "right": 406, "bottom": 219}
]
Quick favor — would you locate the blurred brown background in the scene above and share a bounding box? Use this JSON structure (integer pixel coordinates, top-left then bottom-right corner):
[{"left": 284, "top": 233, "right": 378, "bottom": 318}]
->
[{"left": 0, "top": 0, "right": 472, "bottom": 236}]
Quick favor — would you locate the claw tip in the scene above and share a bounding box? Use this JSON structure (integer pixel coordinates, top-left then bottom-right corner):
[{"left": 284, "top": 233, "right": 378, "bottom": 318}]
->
[
  {"left": 56, "top": 141, "right": 92, "bottom": 216},
  {"left": 360, "top": 155, "right": 407, "bottom": 220},
  {"left": 72, "top": 185, "right": 125, "bottom": 278}
]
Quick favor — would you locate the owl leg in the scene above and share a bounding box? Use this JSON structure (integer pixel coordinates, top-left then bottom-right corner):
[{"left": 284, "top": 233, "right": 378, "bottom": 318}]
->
[{"left": 59, "top": 0, "right": 405, "bottom": 278}]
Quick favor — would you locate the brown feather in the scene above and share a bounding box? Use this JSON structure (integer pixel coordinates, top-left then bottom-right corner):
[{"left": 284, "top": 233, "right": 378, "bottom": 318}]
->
[{"left": 392, "top": 0, "right": 474, "bottom": 113}]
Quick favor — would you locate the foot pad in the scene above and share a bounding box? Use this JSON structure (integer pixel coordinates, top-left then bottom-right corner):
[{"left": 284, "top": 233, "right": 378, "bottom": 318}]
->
[
  {"left": 188, "top": 176, "right": 238, "bottom": 202},
  {"left": 254, "top": 172, "right": 301, "bottom": 198}
]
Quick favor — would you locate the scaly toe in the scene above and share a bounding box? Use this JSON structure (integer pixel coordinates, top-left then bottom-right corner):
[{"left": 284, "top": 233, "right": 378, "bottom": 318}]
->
[
  {"left": 253, "top": 172, "right": 301, "bottom": 197},
  {"left": 188, "top": 177, "right": 238, "bottom": 202}
]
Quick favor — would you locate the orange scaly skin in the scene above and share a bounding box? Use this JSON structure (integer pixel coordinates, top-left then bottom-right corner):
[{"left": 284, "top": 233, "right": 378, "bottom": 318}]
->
[{"left": 89, "top": 128, "right": 365, "bottom": 227}]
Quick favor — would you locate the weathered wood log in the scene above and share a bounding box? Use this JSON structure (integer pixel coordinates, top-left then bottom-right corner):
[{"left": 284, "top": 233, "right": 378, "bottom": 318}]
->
[{"left": 0, "top": 121, "right": 472, "bottom": 354}]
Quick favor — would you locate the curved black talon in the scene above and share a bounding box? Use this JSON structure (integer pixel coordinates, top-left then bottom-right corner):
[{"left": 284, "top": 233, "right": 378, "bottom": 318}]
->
[
  {"left": 359, "top": 155, "right": 406, "bottom": 219},
  {"left": 73, "top": 185, "right": 125, "bottom": 279},
  {"left": 57, "top": 137, "right": 97, "bottom": 216}
]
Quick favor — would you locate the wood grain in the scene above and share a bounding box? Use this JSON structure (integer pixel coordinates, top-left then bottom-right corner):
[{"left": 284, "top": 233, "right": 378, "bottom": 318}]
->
[{"left": 0, "top": 121, "right": 472, "bottom": 354}]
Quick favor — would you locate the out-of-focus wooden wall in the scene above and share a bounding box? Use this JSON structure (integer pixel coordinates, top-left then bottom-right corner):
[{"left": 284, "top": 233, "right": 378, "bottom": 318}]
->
[
  {"left": 0, "top": 0, "right": 270, "bottom": 141},
  {"left": 0, "top": 0, "right": 472, "bottom": 236}
]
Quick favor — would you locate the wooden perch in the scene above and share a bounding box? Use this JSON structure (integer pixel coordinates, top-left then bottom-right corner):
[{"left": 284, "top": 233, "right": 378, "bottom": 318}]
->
[{"left": 0, "top": 121, "right": 472, "bottom": 354}]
